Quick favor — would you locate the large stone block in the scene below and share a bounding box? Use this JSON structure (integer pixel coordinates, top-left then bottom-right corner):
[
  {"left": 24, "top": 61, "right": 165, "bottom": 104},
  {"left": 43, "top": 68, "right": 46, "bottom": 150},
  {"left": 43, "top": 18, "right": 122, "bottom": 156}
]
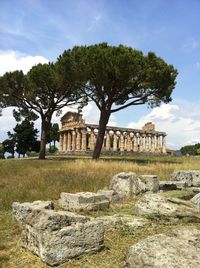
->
[
  {"left": 12, "top": 200, "right": 54, "bottom": 223},
  {"left": 191, "top": 193, "right": 200, "bottom": 208},
  {"left": 125, "top": 227, "right": 200, "bottom": 268},
  {"left": 139, "top": 175, "right": 159, "bottom": 192},
  {"left": 159, "top": 181, "right": 188, "bottom": 191},
  {"left": 135, "top": 193, "right": 200, "bottom": 222},
  {"left": 13, "top": 205, "right": 104, "bottom": 266},
  {"left": 171, "top": 170, "right": 200, "bottom": 187},
  {"left": 60, "top": 192, "right": 110, "bottom": 211},
  {"left": 97, "top": 189, "right": 121, "bottom": 203},
  {"left": 109, "top": 172, "right": 146, "bottom": 198}
]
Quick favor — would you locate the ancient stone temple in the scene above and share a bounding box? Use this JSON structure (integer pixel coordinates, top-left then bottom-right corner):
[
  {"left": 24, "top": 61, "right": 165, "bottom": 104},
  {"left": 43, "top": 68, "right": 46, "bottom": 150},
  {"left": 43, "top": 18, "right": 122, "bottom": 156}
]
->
[{"left": 59, "top": 112, "right": 167, "bottom": 154}]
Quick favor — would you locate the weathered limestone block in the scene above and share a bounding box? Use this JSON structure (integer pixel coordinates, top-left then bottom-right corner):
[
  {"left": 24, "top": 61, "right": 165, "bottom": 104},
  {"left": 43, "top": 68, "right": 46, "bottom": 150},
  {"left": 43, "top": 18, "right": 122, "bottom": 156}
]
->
[
  {"left": 97, "top": 189, "right": 121, "bottom": 203},
  {"left": 94, "top": 215, "right": 122, "bottom": 229},
  {"left": 191, "top": 170, "right": 200, "bottom": 186},
  {"left": 109, "top": 172, "right": 146, "bottom": 198},
  {"left": 12, "top": 200, "right": 54, "bottom": 223},
  {"left": 60, "top": 192, "right": 110, "bottom": 211},
  {"left": 191, "top": 193, "right": 200, "bottom": 208},
  {"left": 13, "top": 207, "right": 104, "bottom": 266},
  {"left": 171, "top": 170, "right": 200, "bottom": 187},
  {"left": 135, "top": 193, "right": 200, "bottom": 222},
  {"left": 139, "top": 175, "right": 159, "bottom": 192},
  {"left": 94, "top": 214, "right": 148, "bottom": 231},
  {"left": 125, "top": 227, "right": 200, "bottom": 268},
  {"left": 159, "top": 181, "right": 188, "bottom": 191},
  {"left": 119, "top": 215, "right": 149, "bottom": 231}
]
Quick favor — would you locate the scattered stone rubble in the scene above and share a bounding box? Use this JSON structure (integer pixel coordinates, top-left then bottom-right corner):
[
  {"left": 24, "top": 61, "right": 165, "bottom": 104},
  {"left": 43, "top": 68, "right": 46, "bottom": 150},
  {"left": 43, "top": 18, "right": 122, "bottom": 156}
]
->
[{"left": 12, "top": 170, "right": 200, "bottom": 266}]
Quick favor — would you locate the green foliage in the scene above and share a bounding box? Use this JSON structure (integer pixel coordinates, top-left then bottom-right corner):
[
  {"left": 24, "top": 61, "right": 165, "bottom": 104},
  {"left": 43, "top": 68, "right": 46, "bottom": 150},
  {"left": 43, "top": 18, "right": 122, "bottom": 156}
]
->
[
  {"left": 13, "top": 119, "right": 38, "bottom": 156},
  {"left": 2, "top": 136, "right": 15, "bottom": 158},
  {"left": 0, "top": 59, "right": 84, "bottom": 159},
  {"left": 48, "top": 145, "right": 58, "bottom": 153},
  {"left": 47, "top": 123, "right": 59, "bottom": 145},
  {"left": 180, "top": 143, "right": 200, "bottom": 155},
  {"left": 58, "top": 43, "right": 178, "bottom": 159}
]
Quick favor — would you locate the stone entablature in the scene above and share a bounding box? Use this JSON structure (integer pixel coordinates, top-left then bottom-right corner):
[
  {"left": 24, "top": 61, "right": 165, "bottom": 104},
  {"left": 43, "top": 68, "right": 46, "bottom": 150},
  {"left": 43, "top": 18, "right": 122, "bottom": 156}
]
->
[{"left": 59, "top": 112, "right": 167, "bottom": 154}]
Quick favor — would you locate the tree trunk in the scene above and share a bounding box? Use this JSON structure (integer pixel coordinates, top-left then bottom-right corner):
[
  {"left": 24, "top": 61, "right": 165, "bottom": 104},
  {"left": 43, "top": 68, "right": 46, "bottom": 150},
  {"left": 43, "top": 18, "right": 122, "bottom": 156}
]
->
[
  {"left": 92, "top": 110, "right": 110, "bottom": 160},
  {"left": 39, "top": 118, "right": 51, "bottom": 160}
]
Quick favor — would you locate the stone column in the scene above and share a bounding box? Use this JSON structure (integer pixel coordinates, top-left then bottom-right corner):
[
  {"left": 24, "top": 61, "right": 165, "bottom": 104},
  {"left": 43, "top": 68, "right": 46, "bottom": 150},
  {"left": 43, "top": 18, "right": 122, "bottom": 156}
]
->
[
  {"left": 63, "top": 133, "right": 67, "bottom": 151},
  {"left": 145, "top": 134, "right": 149, "bottom": 151},
  {"left": 148, "top": 135, "right": 152, "bottom": 152},
  {"left": 151, "top": 135, "right": 155, "bottom": 153},
  {"left": 81, "top": 128, "right": 87, "bottom": 151},
  {"left": 72, "top": 131, "right": 76, "bottom": 151},
  {"left": 139, "top": 134, "right": 143, "bottom": 152},
  {"left": 67, "top": 131, "right": 72, "bottom": 151},
  {"left": 127, "top": 134, "right": 131, "bottom": 152},
  {"left": 59, "top": 133, "right": 63, "bottom": 151},
  {"left": 142, "top": 134, "right": 146, "bottom": 152},
  {"left": 76, "top": 130, "right": 81, "bottom": 150},
  {"left": 157, "top": 135, "right": 161, "bottom": 152},
  {"left": 124, "top": 133, "right": 127, "bottom": 151},
  {"left": 90, "top": 129, "right": 95, "bottom": 150},
  {"left": 106, "top": 131, "right": 111, "bottom": 151},
  {"left": 120, "top": 133, "right": 124, "bottom": 151},
  {"left": 113, "top": 132, "right": 118, "bottom": 151},
  {"left": 133, "top": 133, "right": 138, "bottom": 152},
  {"left": 162, "top": 135, "right": 167, "bottom": 154}
]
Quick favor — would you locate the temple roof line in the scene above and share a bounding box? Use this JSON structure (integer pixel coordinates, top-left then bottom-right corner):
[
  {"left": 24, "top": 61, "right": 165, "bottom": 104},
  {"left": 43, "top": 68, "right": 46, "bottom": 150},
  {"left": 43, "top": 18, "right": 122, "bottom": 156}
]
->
[{"left": 85, "top": 123, "right": 166, "bottom": 135}]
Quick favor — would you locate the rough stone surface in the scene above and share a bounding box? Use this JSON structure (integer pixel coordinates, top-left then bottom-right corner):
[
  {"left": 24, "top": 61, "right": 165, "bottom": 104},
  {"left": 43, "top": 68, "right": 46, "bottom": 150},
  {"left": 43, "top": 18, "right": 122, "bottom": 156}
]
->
[
  {"left": 109, "top": 172, "right": 147, "bottom": 198},
  {"left": 139, "top": 175, "right": 159, "bottom": 192},
  {"left": 13, "top": 207, "right": 104, "bottom": 266},
  {"left": 97, "top": 189, "right": 121, "bottom": 203},
  {"left": 60, "top": 192, "right": 110, "bottom": 211},
  {"left": 94, "top": 214, "right": 148, "bottom": 231},
  {"left": 119, "top": 215, "right": 148, "bottom": 231},
  {"left": 12, "top": 200, "right": 54, "bottom": 223},
  {"left": 94, "top": 215, "right": 122, "bottom": 229},
  {"left": 191, "top": 193, "right": 200, "bottom": 208},
  {"left": 125, "top": 227, "right": 200, "bottom": 268},
  {"left": 135, "top": 193, "right": 200, "bottom": 222},
  {"left": 159, "top": 181, "right": 188, "bottom": 191},
  {"left": 171, "top": 170, "right": 200, "bottom": 187}
]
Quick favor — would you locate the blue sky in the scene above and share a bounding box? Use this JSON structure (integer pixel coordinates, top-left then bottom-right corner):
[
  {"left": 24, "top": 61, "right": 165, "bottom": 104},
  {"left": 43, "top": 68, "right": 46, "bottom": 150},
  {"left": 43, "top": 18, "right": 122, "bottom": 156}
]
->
[{"left": 0, "top": 0, "right": 200, "bottom": 149}]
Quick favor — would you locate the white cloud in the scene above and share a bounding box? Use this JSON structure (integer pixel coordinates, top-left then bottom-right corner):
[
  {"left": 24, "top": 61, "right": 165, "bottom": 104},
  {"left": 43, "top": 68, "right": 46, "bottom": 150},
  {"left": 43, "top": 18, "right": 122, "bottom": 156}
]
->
[
  {"left": 127, "top": 102, "right": 200, "bottom": 149},
  {"left": 0, "top": 50, "right": 49, "bottom": 75}
]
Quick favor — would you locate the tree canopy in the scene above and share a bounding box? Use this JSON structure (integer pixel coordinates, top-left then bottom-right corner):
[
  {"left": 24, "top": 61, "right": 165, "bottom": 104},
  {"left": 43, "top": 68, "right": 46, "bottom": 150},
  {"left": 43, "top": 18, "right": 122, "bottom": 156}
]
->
[
  {"left": 58, "top": 43, "right": 178, "bottom": 159},
  {"left": 0, "top": 57, "right": 85, "bottom": 159}
]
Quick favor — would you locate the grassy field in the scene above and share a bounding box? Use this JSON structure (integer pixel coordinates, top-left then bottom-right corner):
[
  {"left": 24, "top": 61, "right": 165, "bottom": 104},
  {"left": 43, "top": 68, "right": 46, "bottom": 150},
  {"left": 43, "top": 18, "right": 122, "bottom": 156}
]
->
[{"left": 1, "top": 155, "right": 200, "bottom": 268}]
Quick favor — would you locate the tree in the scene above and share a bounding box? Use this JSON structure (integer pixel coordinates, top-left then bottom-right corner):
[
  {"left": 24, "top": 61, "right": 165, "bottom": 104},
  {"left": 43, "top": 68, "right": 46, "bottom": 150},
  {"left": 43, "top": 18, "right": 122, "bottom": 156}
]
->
[
  {"left": 2, "top": 133, "right": 15, "bottom": 158},
  {"left": 58, "top": 43, "right": 178, "bottom": 159},
  {"left": 47, "top": 123, "right": 59, "bottom": 147},
  {"left": 13, "top": 119, "right": 38, "bottom": 157},
  {"left": 0, "top": 59, "right": 84, "bottom": 159},
  {"left": 180, "top": 143, "right": 200, "bottom": 155}
]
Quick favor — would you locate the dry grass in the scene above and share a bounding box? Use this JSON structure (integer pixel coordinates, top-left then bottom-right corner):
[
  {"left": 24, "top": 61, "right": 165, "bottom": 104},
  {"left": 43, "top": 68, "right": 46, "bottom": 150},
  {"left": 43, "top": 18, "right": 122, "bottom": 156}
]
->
[{"left": 1, "top": 155, "right": 200, "bottom": 267}]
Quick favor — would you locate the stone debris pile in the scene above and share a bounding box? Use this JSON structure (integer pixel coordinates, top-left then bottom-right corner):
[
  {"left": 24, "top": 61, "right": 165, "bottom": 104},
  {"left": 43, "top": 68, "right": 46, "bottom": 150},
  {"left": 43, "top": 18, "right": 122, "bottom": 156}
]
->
[{"left": 12, "top": 169, "right": 200, "bottom": 267}]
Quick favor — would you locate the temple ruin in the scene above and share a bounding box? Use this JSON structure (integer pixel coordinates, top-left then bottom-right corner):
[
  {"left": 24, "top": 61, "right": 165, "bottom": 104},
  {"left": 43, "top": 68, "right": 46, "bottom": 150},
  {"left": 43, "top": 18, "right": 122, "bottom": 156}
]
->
[{"left": 59, "top": 112, "right": 167, "bottom": 154}]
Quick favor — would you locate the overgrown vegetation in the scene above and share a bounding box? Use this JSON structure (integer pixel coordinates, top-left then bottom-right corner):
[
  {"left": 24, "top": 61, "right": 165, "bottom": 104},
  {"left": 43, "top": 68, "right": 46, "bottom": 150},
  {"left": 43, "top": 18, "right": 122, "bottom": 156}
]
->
[{"left": 1, "top": 155, "right": 200, "bottom": 267}]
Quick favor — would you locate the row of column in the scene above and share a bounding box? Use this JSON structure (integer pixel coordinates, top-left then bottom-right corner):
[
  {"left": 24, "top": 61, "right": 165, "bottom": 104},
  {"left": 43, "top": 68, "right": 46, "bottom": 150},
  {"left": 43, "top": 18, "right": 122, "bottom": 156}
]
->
[{"left": 60, "top": 128, "right": 167, "bottom": 153}]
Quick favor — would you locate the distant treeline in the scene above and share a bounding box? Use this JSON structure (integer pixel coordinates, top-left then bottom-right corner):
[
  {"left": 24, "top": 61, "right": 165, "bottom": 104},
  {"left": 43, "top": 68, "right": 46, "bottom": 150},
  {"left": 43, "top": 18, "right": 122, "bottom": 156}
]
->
[{"left": 180, "top": 143, "right": 200, "bottom": 156}]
